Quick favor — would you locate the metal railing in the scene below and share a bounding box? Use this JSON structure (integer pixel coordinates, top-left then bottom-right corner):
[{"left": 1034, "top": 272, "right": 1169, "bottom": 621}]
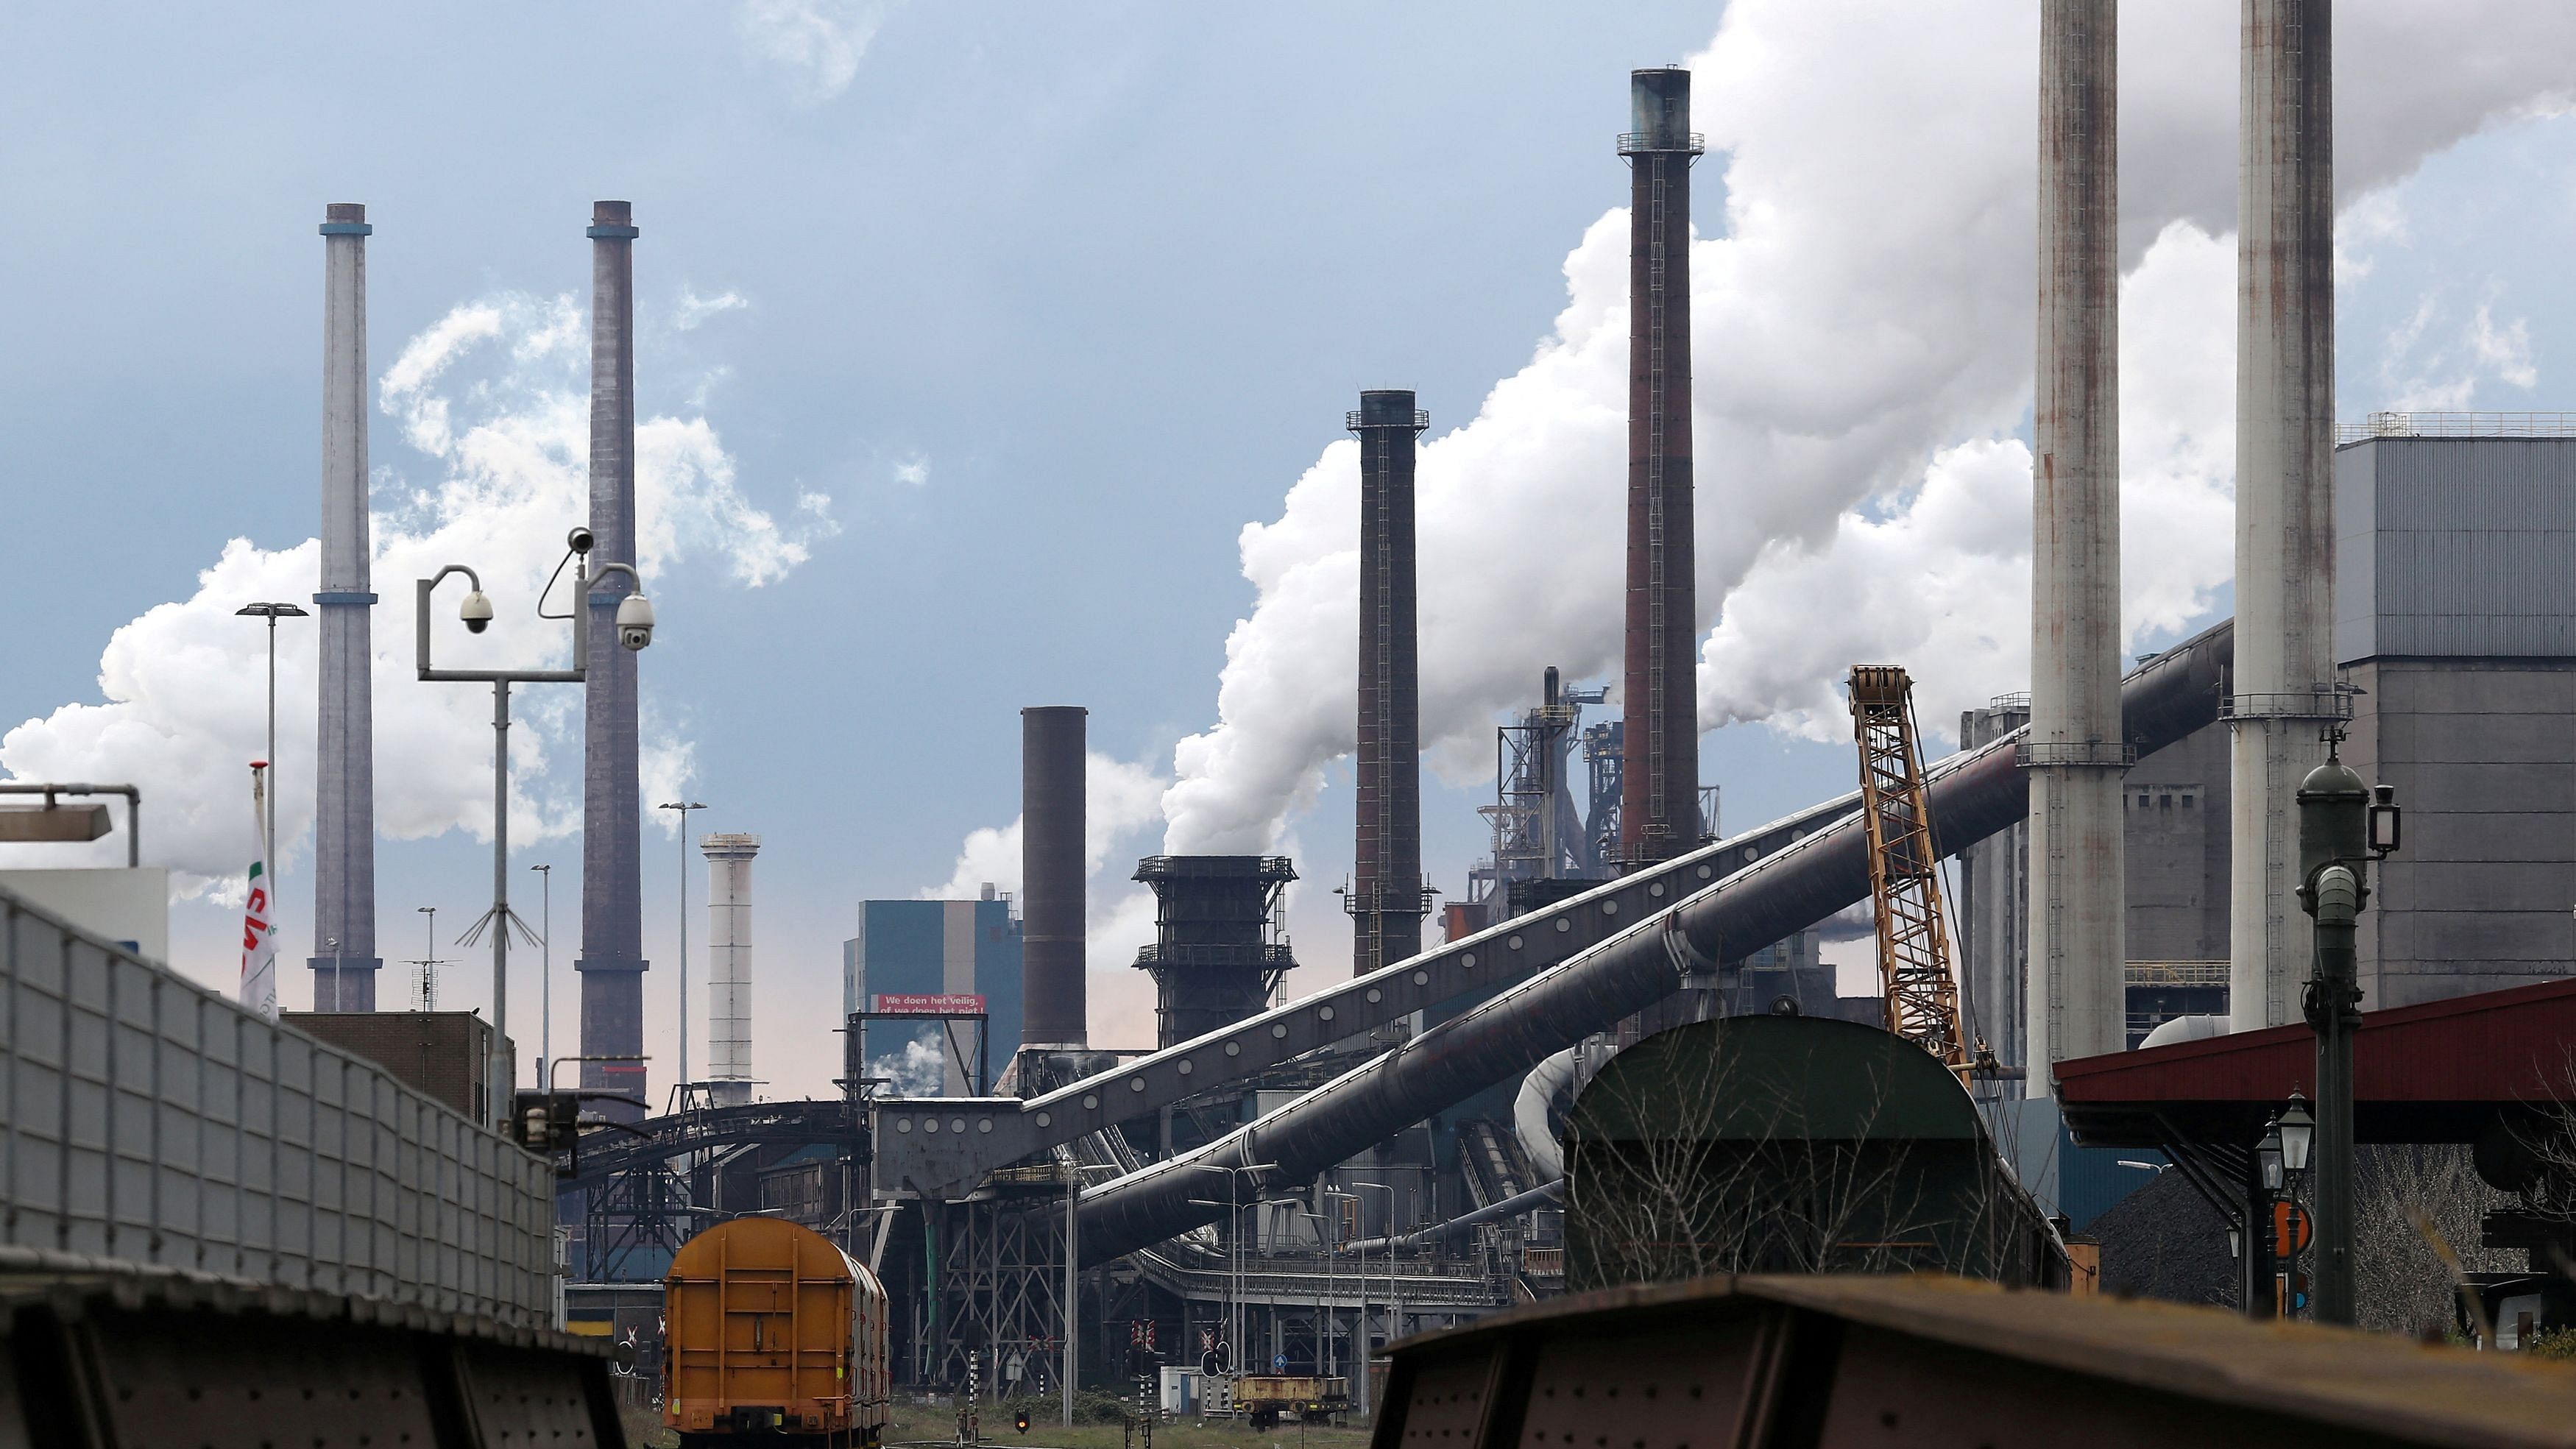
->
[
  {"left": 2338, "top": 411, "right": 2576, "bottom": 443},
  {"left": 1616, "top": 131, "right": 1706, "bottom": 155},
  {"left": 2126, "top": 960, "right": 2230, "bottom": 988},
  {"left": 2014, "top": 741, "right": 2139, "bottom": 768},
  {"left": 0, "top": 885, "right": 555, "bottom": 1325},
  {"left": 1345, "top": 409, "right": 1431, "bottom": 431},
  {"left": 2219, "top": 689, "right": 2355, "bottom": 722}
]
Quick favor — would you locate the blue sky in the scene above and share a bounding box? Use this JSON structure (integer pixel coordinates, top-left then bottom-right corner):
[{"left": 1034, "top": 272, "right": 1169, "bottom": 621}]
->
[{"left": 5, "top": 2, "right": 2571, "bottom": 1099}]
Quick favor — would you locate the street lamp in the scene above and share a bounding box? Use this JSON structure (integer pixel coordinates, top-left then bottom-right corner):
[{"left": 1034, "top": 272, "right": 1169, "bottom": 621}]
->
[
  {"left": 236, "top": 603, "right": 309, "bottom": 924},
  {"left": 1323, "top": 1188, "right": 1362, "bottom": 1414},
  {"left": 659, "top": 801, "right": 709, "bottom": 1099},
  {"left": 419, "top": 527, "right": 652, "bottom": 1130},
  {"left": 2276, "top": 1094, "right": 2315, "bottom": 1175},
  {"left": 1351, "top": 1180, "right": 1396, "bottom": 1388},
  {"left": 1191, "top": 1162, "right": 1278, "bottom": 1381},
  {"left": 531, "top": 864, "right": 553, "bottom": 1095},
  {"left": 2257, "top": 1124, "right": 2285, "bottom": 1194},
  {"left": 2296, "top": 738, "right": 2398, "bottom": 1328}
]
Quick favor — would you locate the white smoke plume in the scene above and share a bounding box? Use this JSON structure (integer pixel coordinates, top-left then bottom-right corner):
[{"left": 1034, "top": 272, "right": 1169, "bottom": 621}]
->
[
  {"left": 1, "top": 293, "right": 834, "bottom": 927},
  {"left": 867, "top": 1037, "right": 946, "bottom": 1097},
  {"left": 1153, "top": 0, "right": 2576, "bottom": 854}
]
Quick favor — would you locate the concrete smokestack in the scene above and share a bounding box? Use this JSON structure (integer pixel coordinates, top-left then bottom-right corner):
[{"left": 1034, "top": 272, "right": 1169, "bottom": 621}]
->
[
  {"left": 1021, "top": 706, "right": 1088, "bottom": 1048},
  {"left": 1617, "top": 68, "right": 1705, "bottom": 868},
  {"left": 701, "top": 833, "right": 759, "bottom": 1107},
  {"left": 1347, "top": 389, "right": 1427, "bottom": 976},
  {"left": 577, "top": 200, "right": 649, "bottom": 1120},
  {"left": 2230, "top": 1, "right": 2337, "bottom": 1031},
  {"left": 2024, "top": 2, "right": 2127, "bottom": 1089},
  {"left": 309, "top": 202, "right": 382, "bottom": 1011}
]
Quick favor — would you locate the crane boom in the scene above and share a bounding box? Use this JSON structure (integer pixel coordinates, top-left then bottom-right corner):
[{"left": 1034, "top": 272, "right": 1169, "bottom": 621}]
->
[{"left": 1846, "top": 665, "right": 1970, "bottom": 1072}]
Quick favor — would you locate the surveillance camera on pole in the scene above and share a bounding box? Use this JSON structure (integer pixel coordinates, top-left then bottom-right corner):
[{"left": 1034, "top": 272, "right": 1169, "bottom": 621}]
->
[{"left": 414, "top": 532, "right": 657, "bottom": 1132}]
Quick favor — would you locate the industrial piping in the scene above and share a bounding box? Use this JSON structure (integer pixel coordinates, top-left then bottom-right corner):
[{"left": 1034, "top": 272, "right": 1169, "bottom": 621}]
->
[
  {"left": 1348, "top": 390, "right": 1429, "bottom": 977},
  {"left": 1021, "top": 706, "right": 1089, "bottom": 1047},
  {"left": 2025, "top": 1, "right": 2126, "bottom": 1085},
  {"left": 1078, "top": 622, "right": 2232, "bottom": 1262},
  {"left": 1347, "top": 1179, "right": 1564, "bottom": 1257},
  {"left": 1617, "top": 68, "right": 1705, "bottom": 868},
  {"left": 578, "top": 199, "right": 649, "bottom": 1120},
  {"left": 2229, "top": 0, "right": 2338, "bottom": 1032},
  {"left": 311, "top": 202, "right": 382, "bottom": 1011}
]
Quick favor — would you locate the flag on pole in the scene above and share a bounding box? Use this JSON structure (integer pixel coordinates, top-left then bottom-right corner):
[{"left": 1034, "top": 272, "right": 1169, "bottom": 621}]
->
[{"left": 241, "top": 764, "right": 279, "bottom": 1021}]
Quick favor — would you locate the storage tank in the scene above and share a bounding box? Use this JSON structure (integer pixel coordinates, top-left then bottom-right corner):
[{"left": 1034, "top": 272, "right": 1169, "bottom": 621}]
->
[{"left": 663, "top": 1216, "right": 888, "bottom": 1445}]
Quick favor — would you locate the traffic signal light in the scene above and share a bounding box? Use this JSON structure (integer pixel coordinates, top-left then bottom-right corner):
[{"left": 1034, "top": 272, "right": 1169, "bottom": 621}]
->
[{"left": 1016, "top": 1409, "right": 1032, "bottom": 1434}]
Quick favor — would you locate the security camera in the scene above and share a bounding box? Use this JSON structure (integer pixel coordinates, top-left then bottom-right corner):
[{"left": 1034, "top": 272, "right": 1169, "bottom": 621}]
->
[
  {"left": 566, "top": 526, "right": 595, "bottom": 556},
  {"left": 460, "top": 589, "right": 494, "bottom": 634},
  {"left": 615, "top": 593, "right": 655, "bottom": 651}
]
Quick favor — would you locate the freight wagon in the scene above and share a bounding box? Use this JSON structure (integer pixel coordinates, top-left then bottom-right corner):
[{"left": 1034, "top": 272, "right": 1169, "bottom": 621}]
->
[{"left": 664, "top": 1216, "right": 891, "bottom": 1446}]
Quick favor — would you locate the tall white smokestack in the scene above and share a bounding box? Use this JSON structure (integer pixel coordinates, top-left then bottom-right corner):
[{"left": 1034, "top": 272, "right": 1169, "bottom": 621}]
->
[
  {"left": 701, "top": 832, "right": 760, "bottom": 1105},
  {"left": 2230, "top": 0, "right": 2337, "bottom": 1031},
  {"left": 310, "top": 202, "right": 382, "bottom": 1011},
  {"left": 2025, "top": 0, "right": 2126, "bottom": 1091}
]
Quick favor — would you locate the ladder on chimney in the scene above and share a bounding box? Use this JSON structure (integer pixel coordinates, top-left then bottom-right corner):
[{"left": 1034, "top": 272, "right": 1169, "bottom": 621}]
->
[
  {"left": 1642, "top": 158, "right": 1671, "bottom": 851},
  {"left": 1846, "top": 665, "right": 1970, "bottom": 1075}
]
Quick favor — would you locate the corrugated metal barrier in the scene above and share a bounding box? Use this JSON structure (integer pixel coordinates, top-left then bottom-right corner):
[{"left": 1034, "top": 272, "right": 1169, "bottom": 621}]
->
[{"left": 0, "top": 885, "right": 553, "bottom": 1325}]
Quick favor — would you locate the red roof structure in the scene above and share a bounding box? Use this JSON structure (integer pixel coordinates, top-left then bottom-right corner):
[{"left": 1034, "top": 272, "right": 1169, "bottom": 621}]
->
[{"left": 2057, "top": 977, "right": 2576, "bottom": 1150}]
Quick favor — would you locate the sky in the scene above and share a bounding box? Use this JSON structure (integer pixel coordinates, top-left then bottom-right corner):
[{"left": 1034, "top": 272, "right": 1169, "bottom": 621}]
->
[{"left": 4, "top": 2, "right": 2573, "bottom": 1103}]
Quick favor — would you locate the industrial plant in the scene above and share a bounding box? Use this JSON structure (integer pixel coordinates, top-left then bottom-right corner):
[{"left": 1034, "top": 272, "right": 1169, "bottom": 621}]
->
[{"left": 11, "top": 4, "right": 2576, "bottom": 1444}]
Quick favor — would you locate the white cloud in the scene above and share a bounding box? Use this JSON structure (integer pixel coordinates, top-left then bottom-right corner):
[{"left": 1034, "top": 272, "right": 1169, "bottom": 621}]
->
[
  {"left": 2379, "top": 289, "right": 2543, "bottom": 411},
  {"left": 737, "top": 0, "right": 887, "bottom": 103},
  {"left": 891, "top": 453, "right": 930, "bottom": 489},
  {"left": 1, "top": 294, "right": 830, "bottom": 937},
  {"left": 674, "top": 288, "right": 749, "bottom": 332}
]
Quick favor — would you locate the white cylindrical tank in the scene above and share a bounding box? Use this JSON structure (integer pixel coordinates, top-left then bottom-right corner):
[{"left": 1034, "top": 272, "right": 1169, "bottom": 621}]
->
[{"left": 700, "top": 833, "right": 760, "bottom": 1105}]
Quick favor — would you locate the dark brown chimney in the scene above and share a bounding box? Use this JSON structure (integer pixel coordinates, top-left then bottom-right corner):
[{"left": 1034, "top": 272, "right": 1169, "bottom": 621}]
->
[
  {"left": 1617, "top": 70, "right": 1704, "bottom": 868},
  {"left": 1347, "top": 390, "right": 1427, "bottom": 975},
  {"left": 1021, "top": 706, "right": 1089, "bottom": 1046}
]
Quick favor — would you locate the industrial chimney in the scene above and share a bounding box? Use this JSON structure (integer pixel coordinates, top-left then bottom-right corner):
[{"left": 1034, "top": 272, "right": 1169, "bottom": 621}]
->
[
  {"left": 2024, "top": 1, "right": 2127, "bottom": 1089},
  {"left": 1617, "top": 68, "right": 1705, "bottom": 869},
  {"left": 2230, "top": 1, "right": 2338, "bottom": 1031},
  {"left": 701, "top": 833, "right": 759, "bottom": 1106},
  {"left": 1346, "top": 389, "right": 1428, "bottom": 976},
  {"left": 577, "top": 200, "right": 649, "bottom": 1120},
  {"left": 1021, "top": 706, "right": 1088, "bottom": 1048},
  {"left": 309, "top": 202, "right": 382, "bottom": 1011}
]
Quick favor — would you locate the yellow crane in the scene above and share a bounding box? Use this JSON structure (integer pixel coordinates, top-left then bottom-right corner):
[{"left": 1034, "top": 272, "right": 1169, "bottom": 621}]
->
[{"left": 1845, "top": 665, "right": 1972, "bottom": 1075}]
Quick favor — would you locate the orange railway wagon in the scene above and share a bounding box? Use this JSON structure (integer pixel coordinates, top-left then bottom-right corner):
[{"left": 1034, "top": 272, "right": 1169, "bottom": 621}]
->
[{"left": 664, "top": 1217, "right": 890, "bottom": 1446}]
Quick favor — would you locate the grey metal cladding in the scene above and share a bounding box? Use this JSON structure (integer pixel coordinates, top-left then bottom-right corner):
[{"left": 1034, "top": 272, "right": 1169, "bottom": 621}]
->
[
  {"left": 0, "top": 885, "right": 552, "bottom": 1325},
  {"left": 2338, "top": 437, "right": 2576, "bottom": 662}
]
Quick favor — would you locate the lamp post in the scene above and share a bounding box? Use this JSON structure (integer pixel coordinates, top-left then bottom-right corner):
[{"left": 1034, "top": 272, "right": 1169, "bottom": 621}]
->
[
  {"left": 1190, "top": 1162, "right": 1278, "bottom": 1385},
  {"left": 237, "top": 603, "right": 309, "bottom": 930},
  {"left": 1324, "top": 1189, "right": 1362, "bottom": 1414},
  {"left": 2294, "top": 736, "right": 2399, "bottom": 1326},
  {"left": 659, "top": 801, "right": 709, "bottom": 1099},
  {"left": 1351, "top": 1180, "right": 1395, "bottom": 1390},
  {"left": 531, "top": 864, "right": 552, "bottom": 1095},
  {"left": 418, "top": 528, "right": 654, "bottom": 1130}
]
